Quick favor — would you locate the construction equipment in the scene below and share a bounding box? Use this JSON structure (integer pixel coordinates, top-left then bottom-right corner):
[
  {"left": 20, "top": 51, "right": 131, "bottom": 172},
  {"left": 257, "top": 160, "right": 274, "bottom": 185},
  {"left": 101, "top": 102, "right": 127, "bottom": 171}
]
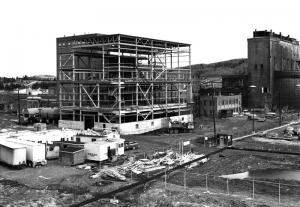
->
[
  {"left": 124, "top": 141, "right": 140, "bottom": 151},
  {"left": 168, "top": 120, "right": 194, "bottom": 134}
]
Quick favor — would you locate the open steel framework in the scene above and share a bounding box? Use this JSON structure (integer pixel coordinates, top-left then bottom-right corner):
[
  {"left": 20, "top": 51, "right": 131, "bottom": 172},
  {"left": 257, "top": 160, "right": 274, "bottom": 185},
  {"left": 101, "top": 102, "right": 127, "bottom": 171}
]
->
[{"left": 57, "top": 33, "right": 192, "bottom": 130}]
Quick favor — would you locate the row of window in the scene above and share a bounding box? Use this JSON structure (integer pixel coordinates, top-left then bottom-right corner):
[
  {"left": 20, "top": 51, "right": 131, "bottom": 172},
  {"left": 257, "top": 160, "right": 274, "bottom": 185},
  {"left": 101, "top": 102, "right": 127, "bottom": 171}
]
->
[
  {"left": 201, "top": 98, "right": 240, "bottom": 106},
  {"left": 202, "top": 107, "right": 240, "bottom": 116},
  {"left": 218, "top": 99, "right": 240, "bottom": 106}
]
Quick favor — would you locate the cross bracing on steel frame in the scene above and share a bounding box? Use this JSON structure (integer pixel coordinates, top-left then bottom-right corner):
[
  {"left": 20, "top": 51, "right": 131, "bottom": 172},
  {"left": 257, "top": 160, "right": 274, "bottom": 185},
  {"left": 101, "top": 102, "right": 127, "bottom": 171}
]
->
[{"left": 57, "top": 33, "right": 190, "bottom": 123}]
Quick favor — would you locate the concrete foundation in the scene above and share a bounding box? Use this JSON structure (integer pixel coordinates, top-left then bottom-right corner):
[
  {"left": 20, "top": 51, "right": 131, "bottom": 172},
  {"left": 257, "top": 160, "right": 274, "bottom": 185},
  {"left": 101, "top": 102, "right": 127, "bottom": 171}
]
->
[{"left": 59, "top": 114, "right": 193, "bottom": 135}]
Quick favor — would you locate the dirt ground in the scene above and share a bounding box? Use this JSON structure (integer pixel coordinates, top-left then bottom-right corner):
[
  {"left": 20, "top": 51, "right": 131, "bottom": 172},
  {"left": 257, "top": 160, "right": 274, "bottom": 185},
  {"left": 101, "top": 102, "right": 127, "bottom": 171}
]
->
[{"left": 1, "top": 111, "right": 300, "bottom": 206}]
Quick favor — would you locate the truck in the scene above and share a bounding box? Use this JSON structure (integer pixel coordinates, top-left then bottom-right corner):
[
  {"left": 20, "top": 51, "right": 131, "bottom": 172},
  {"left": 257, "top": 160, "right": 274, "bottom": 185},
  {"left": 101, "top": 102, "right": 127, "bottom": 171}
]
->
[
  {"left": 22, "top": 107, "right": 59, "bottom": 124},
  {"left": 7, "top": 138, "right": 47, "bottom": 167},
  {"left": 168, "top": 120, "right": 194, "bottom": 134},
  {"left": 0, "top": 139, "right": 27, "bottom": 166},
  {"left": 124, "top": 141, "right": 140, "bottom": 151}
]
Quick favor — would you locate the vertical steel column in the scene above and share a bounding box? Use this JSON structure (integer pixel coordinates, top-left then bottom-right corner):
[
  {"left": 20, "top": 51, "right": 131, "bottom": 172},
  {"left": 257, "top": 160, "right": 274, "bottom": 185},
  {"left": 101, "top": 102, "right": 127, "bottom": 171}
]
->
[
  {"left": 170, "top": 51, "right": 172, "bottom": 105},
  {"left": 135, "top": 38, "right": 139, "bottom": 122},
  {"left": 189, "top": 46, "right": 192, "bottom": 113},
  {"left": 118, "top": 35, "right": 122, "bottom": 124},
  {"left": 79, "top": 84, "right": 82, "bottom": 122},
  {"left": 102, "top": 46, "right": 105, "bottom": 80},
  {"left": 97, "top": 84, "right": 100, "bottom": 108},
  {"left": 178, "top": 45, "right": 181, "bottom": 116},
  {"left": 165, "top": 43, "right": 168, "bottom": 117},
  {"left": 79, "top": 84, "right": 82, "bottom": 108},
  {"left": 212, "top": 82, "right": 216, "bottom": 139},
  {"left": 59, "top": 84, "right": 62, "bottom": 108},
  {"left": 72, "top": 54, "right": 76, "bottom": 117},
  {"left": 151, "top": 41, "right": 154, "bottom": 120}
]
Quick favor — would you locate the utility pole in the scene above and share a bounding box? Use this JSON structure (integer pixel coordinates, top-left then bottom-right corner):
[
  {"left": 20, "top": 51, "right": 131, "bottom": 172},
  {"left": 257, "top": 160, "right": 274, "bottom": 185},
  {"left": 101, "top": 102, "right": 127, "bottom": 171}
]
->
[
  {"left": 252, "top": 105, "right": 255, "bottom": 133},
  {"left": 17, "top": 88, "right": 21, "bottom": 125},
  {"left": 211, "top": 81, "right": 216, "bottom": 140},
  {"left": 249, "top": 85, "right": 257, "bottom": 133},
  {"left": 278, "top": 83, "right": 281, "bottom": 126}
]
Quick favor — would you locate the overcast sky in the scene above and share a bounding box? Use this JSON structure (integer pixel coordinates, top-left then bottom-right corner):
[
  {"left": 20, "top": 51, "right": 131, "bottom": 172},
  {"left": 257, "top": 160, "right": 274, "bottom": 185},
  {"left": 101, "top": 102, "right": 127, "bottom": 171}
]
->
[{"left": 1, "top": 0, "right": 300, "bottom": 77}]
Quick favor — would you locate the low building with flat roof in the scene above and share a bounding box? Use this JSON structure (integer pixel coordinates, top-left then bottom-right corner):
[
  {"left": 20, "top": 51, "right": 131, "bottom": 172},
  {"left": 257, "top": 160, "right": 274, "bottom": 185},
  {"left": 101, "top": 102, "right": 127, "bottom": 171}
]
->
[{"left": 198, "top": 94, "right": 242, "bottom": 118}]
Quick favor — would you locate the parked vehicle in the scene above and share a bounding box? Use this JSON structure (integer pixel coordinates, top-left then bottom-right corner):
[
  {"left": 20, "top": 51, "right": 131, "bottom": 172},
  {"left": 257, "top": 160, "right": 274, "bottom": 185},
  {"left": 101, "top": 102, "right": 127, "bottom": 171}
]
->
[
  {"left": 247, "top": 114, "right": 258, "bottom": 120},
  {"left": 257, "top": 117, "right": 266, "bottom": 122},
  {"left": 265, "top": 112, "right": 277, "bottom": 119},
  {"left": 22, "top": 107, "right": 59, "bottom": 124},
  {"left": 7, "top": 138, "right": 47, "bottom": 167},
  {"left": 124, "top": 141, "right": 140, "bottom": 151},
  {"left": 0, "top": 140, "right": 26, "bottom": 166},
  {"left": 257, "top": 131, "right": 267, "bottom": 137},
  {"left": 169, "top": 121, "right": 194, "bottom": 133}
]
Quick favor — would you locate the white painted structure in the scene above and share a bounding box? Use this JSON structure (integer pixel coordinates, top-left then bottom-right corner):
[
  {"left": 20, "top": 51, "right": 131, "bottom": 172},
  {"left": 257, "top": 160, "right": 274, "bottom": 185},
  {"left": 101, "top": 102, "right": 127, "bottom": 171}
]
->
[
  {"left": 74, "top": 129, "right": 120, "bottom": 143},
  {"left": 93, "top": 114, "right": 193, "bottom": 135},
  {"left": 0, "top": 129, "right": 78, "bottom": 144},
  {"left": 85, "top": 138, "right": 125, "bottom": 162},
  {"left": 0, "top": 139, "right": 26, "bottom": 166},
  {"left": 7, "top": 138, "right": 47, "bottom": 167},
  {"left": 59, "top": 115, "right": 193, "bottom": 135},
  {"left": 46, "top": 145, "right": 60, "bottom": 159}
]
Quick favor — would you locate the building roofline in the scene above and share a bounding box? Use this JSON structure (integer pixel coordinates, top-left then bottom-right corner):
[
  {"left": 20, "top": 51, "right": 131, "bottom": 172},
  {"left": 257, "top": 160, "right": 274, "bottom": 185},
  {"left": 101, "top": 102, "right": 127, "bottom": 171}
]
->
[
  {"left": 57, "top": 33, "right": 190, "bottom": 47},
  {"left": 248, "top": 30, "right": 299, "bottom": 45}
]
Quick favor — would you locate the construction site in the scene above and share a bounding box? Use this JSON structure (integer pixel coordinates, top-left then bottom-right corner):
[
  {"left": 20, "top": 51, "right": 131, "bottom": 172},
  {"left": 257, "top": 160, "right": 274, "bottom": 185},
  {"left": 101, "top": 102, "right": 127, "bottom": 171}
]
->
[
  {"left": 1, "top": 31, "right": 300, "bottom": 207},
  {"left": 57, "top": 34, "right": 193, "bottom": 134}
]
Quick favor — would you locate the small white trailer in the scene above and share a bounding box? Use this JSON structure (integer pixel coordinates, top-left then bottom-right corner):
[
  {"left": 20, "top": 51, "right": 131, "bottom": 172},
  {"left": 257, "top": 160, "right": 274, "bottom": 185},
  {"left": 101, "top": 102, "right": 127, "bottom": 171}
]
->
[
  {"left": 0, "top": 139, "right": 26, "bottom": 166},
  {"left": 85, "top": 138, "right": 125, "bottom": 162},
  {"left": 7, "top": 138, "right": 47, "bottom": 167}
]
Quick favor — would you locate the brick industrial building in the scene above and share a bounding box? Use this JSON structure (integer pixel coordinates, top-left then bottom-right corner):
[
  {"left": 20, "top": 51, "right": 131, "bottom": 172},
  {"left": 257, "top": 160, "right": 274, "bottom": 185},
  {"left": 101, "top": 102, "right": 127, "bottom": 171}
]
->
[
  {"left": 248, "top": 30, "right": 300, "bottom": 109},
  {"left": 57, "top": 34, "right": 193, "bottom": 134},
  {"left": 192, "top": 75, "right": 246, "bottom": 117},
  {"left": 199, "top": 94, "right": 242, "bottom": 117}
]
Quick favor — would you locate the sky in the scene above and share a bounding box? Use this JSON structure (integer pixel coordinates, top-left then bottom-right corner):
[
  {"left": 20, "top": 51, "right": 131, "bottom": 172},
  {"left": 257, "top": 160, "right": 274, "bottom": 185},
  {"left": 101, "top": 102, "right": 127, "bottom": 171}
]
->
[{"left": 1, "top": 0, "right": 300, "bottom": 77}]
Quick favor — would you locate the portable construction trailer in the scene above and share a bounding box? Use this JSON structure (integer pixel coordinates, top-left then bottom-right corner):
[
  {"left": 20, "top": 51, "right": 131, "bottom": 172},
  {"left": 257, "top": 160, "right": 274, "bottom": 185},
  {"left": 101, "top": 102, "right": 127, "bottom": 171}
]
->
[
  {"left": 85, "top": 138, "right": 125, "bottom": 162},
  {"left": 0, "top": 139, "right": 26, "bottom": 166},
  {"left": 7, "top": 138, "right": 47, "bottom": 167},
  {"left": 0, "top": 129, "right": 78, "bottom": 145}
]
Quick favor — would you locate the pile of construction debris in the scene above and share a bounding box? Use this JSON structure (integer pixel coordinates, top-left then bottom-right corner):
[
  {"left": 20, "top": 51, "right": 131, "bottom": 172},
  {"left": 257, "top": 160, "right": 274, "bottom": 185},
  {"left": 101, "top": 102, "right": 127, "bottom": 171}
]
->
[{"left": 90, "top": 150, "right": 208, "bottom": 181}]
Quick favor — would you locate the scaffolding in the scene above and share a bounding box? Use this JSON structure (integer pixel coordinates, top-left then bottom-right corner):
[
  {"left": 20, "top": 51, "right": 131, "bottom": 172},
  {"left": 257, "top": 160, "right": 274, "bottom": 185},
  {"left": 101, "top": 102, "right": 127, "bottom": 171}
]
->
[{"left": 57, "top": 33, "right": 192, "bottom": 131}]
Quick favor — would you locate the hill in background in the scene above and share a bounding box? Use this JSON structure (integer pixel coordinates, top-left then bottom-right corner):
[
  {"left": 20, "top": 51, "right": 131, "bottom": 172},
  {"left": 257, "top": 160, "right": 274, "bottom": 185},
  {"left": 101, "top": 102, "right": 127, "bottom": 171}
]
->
[{"left": 191, "top": 58, "right": 248, "bottom": 77}]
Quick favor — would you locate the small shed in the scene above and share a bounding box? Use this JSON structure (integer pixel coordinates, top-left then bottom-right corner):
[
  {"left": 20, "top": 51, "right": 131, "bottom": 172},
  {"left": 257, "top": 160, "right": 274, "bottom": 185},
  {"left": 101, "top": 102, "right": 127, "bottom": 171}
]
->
[{"left": 59, "top": 147, "right": 85, "bottom": 166}]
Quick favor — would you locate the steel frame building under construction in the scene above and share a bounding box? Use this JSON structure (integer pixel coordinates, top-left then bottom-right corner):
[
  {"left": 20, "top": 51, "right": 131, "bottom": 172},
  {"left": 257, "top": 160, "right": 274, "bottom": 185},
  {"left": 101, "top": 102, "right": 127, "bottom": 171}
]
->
[{"left": 57, "top": 33, "right": 193, "bottom": 134}]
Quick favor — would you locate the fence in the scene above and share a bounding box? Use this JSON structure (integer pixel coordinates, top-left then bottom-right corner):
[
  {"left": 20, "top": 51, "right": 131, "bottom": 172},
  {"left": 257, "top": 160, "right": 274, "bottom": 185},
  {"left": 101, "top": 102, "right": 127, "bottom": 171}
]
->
[{"left": 163, "top": 171, "right": 300, "bottom": 204}]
